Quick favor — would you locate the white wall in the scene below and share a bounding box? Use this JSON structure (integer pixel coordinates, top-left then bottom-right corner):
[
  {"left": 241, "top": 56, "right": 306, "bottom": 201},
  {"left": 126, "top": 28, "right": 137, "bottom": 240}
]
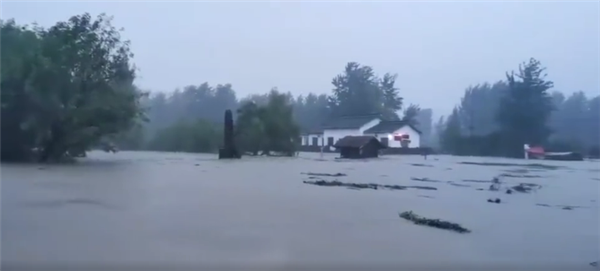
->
[
  {"left": 322, "top": 118, "right": 382, "bottom": 146},
  {"left": 364, "top": 125, "right": 421, "bottom": 148},
  {"left": 302, "top": 134, "right": 324, "bottom": 146},
  {"left": 301, "top": 118, "right": 382, "bottom": 147},
  {"left": 323, "top": 129, "right": 361, "bottom": 146},
  {"left": 359, "top": 118, "right": 381, "bottom": 133}
]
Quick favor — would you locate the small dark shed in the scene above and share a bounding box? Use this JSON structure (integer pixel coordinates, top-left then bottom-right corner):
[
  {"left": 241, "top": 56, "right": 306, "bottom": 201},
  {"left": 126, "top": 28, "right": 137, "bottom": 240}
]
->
[{"left": 334, "top": 136, "right": 387, "bottom": 159}]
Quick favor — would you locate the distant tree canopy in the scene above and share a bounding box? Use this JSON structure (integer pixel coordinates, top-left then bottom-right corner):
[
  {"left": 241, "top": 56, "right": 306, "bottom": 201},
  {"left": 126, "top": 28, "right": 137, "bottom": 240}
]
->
[
  {"left": 236, "top": 89, "right": 300, "bottom": 156},
  {"left": 5, "top": 13, "right": 595, "bottom": 161},
  {"left": 1, "top": 13, "right": 422, "bottom": 161},
  {"left": 328, "top": 62, "right": 404, "bottom": 120},
  {"left": 125, "top": 61, "right": 420, "bottom": 155},
  {"left": 436, "top": 58, "right": 599, "bottom": 157}
]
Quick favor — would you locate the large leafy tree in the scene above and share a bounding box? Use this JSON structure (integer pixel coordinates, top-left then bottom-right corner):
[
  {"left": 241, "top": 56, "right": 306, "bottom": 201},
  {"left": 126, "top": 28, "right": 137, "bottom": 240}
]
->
[
  {"left": 401, "top": 104, "right": 421, "bottom": 126},
  {"left": 328, "top": 62, "right": 403, "bottom": 119},
  {"left": 457, "top": 81, "right": 507, "bottom": 136},
  {"left": 236, "top": 89, "right": 300, "bottom": 156},
  {"left": 1, "top": 14, "right": 146, "bottom": 162},
  {"left": 497, "top": 58, "right": 554, "bottom": 156}
]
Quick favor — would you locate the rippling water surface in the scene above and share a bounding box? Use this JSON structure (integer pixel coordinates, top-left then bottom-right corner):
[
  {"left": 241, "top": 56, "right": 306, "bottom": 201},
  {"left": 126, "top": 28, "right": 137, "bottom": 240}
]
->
[{"left": 2, "top": 151, "right": 598, "bottom": 269}]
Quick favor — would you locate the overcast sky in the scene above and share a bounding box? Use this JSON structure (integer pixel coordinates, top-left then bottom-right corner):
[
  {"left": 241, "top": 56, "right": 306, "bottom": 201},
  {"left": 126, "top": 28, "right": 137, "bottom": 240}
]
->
[{"left": 2, "top": 0, "right": 599, "bottom": 117}]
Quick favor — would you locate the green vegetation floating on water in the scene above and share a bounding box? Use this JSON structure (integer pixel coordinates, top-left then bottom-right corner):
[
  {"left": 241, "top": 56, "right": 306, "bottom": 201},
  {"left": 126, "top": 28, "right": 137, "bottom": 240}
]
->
[
  {"left": 399, "top": 211, "right": 471, "bottom": 234},
  {"left": 458, "top": 162, "right": 562, "bottom": 170},
  {"left": 303, "top": 179, "right": 437, "bottom": 191}
]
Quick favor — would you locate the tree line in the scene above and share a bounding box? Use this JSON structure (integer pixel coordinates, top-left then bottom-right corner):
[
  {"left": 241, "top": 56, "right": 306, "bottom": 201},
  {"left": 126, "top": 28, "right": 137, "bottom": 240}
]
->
[
  {"left": 2, "top": 13, "right": 430, "bottom": 161},
  {"left": 435, "top": 58, "right": 599, "bottom": 158},
  {"left": 132, "top": 62, "right": 432, "bottom": 154},
  {"left": 5, "top": 13, "right": 594, "bottom": 161}
]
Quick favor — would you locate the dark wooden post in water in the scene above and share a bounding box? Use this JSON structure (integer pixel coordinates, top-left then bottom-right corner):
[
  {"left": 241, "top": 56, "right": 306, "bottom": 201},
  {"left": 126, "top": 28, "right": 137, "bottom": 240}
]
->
[{"left": 219, "top": 109, "right": 241, "bottom": 159}]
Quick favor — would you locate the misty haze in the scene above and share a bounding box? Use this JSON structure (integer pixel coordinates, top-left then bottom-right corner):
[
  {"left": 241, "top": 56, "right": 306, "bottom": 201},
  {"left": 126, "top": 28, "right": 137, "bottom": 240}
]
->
[{"left": 1, "top": 1, "right": 599, "bottom": 270}]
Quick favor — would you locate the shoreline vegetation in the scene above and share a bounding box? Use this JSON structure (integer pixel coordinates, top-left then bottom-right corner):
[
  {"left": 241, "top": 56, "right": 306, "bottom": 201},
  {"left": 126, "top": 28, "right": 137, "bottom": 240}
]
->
[{"left": 2, "top": 13, "right": 598, "bottom": 163}]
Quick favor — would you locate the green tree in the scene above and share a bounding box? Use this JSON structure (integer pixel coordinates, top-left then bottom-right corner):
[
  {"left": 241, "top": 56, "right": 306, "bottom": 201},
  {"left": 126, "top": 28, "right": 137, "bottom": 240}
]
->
[
  {"left": 147, "top": 119, "right": 221, "bottom": 153},
  {"left": 1, "top": 14, "right": 146, "bottom": 162},
  {"left": 440, "top": 108, "right": 462, "bottom": 154},
  {"left": 401, "top": 104, "right": 421, "bottom": 126},
  {"left": 328, "top": 62, "right": 403, "bottom": 119},
  {"left": 1, "top": 20, "right": 42, "bottom": 161},
  {"left": 236, "top": 89, "right": 300, "bottom": 156},
  {"left": 497, "top": 58, "right": 554, "bottom": 157}
]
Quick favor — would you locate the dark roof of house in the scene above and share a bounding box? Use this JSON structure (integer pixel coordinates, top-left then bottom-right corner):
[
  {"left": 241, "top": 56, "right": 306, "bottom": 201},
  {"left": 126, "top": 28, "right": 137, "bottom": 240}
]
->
[
  {"left": 363, "top": 120, "right": 422, "bottom": 134},
  {"left": 321, "top": 113, "right": 381, "bottom": 130},
  {"left": 300, "top": 128, "right": 324, "bottom": 135},
  {"left": 333, "top": 136, "right": 387, "bottom": 149}
]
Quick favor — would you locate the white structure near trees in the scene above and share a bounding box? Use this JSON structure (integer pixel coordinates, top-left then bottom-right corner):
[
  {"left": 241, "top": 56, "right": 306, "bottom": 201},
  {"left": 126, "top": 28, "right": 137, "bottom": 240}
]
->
[{"left": 301, "top": 114, "right": 421, "bottom": 148}]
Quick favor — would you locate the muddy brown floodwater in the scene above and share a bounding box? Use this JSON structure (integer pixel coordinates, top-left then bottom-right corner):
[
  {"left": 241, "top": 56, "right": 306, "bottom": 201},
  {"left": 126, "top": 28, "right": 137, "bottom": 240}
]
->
[{"left": 1, "top": 151, "right": 599, "bottom": 270}]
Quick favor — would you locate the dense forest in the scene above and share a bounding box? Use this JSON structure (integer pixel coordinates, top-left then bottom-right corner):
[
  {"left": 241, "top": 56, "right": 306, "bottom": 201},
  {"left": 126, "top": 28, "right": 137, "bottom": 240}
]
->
[
  {"left": 2, "top": 13, "right": 597, "bottom": 162},
  {"left": 135, "top": 62, "right": 430, "bottom": 154},
  {"left": 434, "top": 59, "right": 600, "bottom": 157},
  {"left": 0, "top": 13, "right": 425, "bottom": 161}
]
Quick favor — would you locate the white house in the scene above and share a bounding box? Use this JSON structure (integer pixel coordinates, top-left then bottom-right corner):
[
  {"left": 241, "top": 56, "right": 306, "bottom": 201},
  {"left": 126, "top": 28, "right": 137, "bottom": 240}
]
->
[{"left": 301, "top": 114, "right": 421, "bottom": 148}]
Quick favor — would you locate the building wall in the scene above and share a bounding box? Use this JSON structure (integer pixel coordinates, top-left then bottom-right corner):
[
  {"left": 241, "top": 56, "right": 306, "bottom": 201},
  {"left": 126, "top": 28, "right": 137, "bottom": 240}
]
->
[
  {"left": 358, "top": 118, "right": 382, "bottom": 133},
  {"left": 323, "top": 129, "right": 361, "bottom": 146},
  {"left": 322, "top": 118, "right": 382, "bottom": 147},
  {"left": 302, "top": 134, "right": 324, "bottom": 146},
  {"left": 364, "top": 125, "right": 421, "bottom": 148},
  {"left": 301, "top": 118, "right": 382, "bottom": 147}
]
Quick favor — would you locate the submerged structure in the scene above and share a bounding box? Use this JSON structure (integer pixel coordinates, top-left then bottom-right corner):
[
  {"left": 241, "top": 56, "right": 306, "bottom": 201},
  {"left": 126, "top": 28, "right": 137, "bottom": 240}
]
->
[
  {"left": 218, "top": 110, "right": 241, "bottom": 159},
  {"left": 523, "top": 144, "right": 583, "bottom": 161},
  {"left": 333, "top": 136, "right": 387, "bottom": 159}
]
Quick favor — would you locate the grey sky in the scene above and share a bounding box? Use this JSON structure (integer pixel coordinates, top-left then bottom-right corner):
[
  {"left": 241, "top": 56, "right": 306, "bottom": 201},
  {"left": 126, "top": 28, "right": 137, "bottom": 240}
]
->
[{"left": 2, "top": 1, "right": 599, "bottom": 116}]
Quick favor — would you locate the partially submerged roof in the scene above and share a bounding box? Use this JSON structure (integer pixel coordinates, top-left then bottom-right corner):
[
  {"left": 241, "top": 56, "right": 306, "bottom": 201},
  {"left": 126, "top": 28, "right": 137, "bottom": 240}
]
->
[
  {"left": 363, "top": 120, "right": 422, "bottom": 134},
  {"left": 321, "top": 113, "right": 381, "bottom": 130},
  {"left": 300, "top": 128, "right": 324, "bottom": 135},
  {"left": 334, "top": 136, "right": 387, "bottom": 149}
]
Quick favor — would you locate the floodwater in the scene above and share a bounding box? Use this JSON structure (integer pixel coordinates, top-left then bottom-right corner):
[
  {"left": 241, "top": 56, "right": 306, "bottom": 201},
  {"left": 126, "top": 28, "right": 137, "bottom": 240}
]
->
[{"left": 1, "top": 151, "right": 599, "bottom": 270}]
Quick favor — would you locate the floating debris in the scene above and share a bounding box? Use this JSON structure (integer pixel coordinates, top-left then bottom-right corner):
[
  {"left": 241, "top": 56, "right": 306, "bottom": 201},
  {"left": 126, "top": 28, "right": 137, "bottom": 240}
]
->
[
  {"left": 558, "top": 205, "right": 587, "bottom": 210},
  {"left": 448, "top": 181, "right": 470, "bottom": 187},
  {"left": 302, "top": 172, "right": 347, "bottom": 177},
  {"left": 399, "top": 211, "right": 471, "bottom": 234},
  {"left": 418, "top": 195, "right": 435, "bottom": 199},
  {"left": 487, "top": 198, "right": 501, "bottom": 204},
  {"left": 462, "top": 179, "right": 492, "bottom": 183},
  {"left": 410, "top": 163, "right": 434, "bottom": 167},
  {"left": 489, "top": 183, "right": 501, "bottom": 191},
  {"left": 488, "top": 177, "right": 502, "bottom": 191},
  {"left": 303, "top": 180, "right": 437, "bottom": 191},
  {"left": 504, "top": 168, "right": 531, "bottom": 174},
  {"left": 535, "top": 203, "right": 586, "bottom": 210},
  {"left": 506, "top": 189, "right": 513, "bottom": 194},
  {"left": 511, "top": 183, "right": 541, "bottom": 193},
  {"left": 458, "top": 161, "right": 562, "bottom": 170},
  {"left": 590, "top": 261, "right": 597, "bottom": 267},
  {"left": 410, "top": 177, "right": 442, "bottom": 183},
  {"left": 499, "top": 173, "right": 542, "bottom": 178}
]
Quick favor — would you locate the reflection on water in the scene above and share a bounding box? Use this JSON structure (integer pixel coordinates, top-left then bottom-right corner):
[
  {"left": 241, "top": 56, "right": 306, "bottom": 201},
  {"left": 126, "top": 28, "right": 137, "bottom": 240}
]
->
[{"left": 1, "top": 151, "right": 598, "bottom": 268}]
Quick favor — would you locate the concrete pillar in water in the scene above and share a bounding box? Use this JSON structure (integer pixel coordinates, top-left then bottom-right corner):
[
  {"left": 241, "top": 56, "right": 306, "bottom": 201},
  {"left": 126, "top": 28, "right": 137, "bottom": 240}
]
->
[{"left": 218, "top": 109, "right": 241, "bottom": 159}]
